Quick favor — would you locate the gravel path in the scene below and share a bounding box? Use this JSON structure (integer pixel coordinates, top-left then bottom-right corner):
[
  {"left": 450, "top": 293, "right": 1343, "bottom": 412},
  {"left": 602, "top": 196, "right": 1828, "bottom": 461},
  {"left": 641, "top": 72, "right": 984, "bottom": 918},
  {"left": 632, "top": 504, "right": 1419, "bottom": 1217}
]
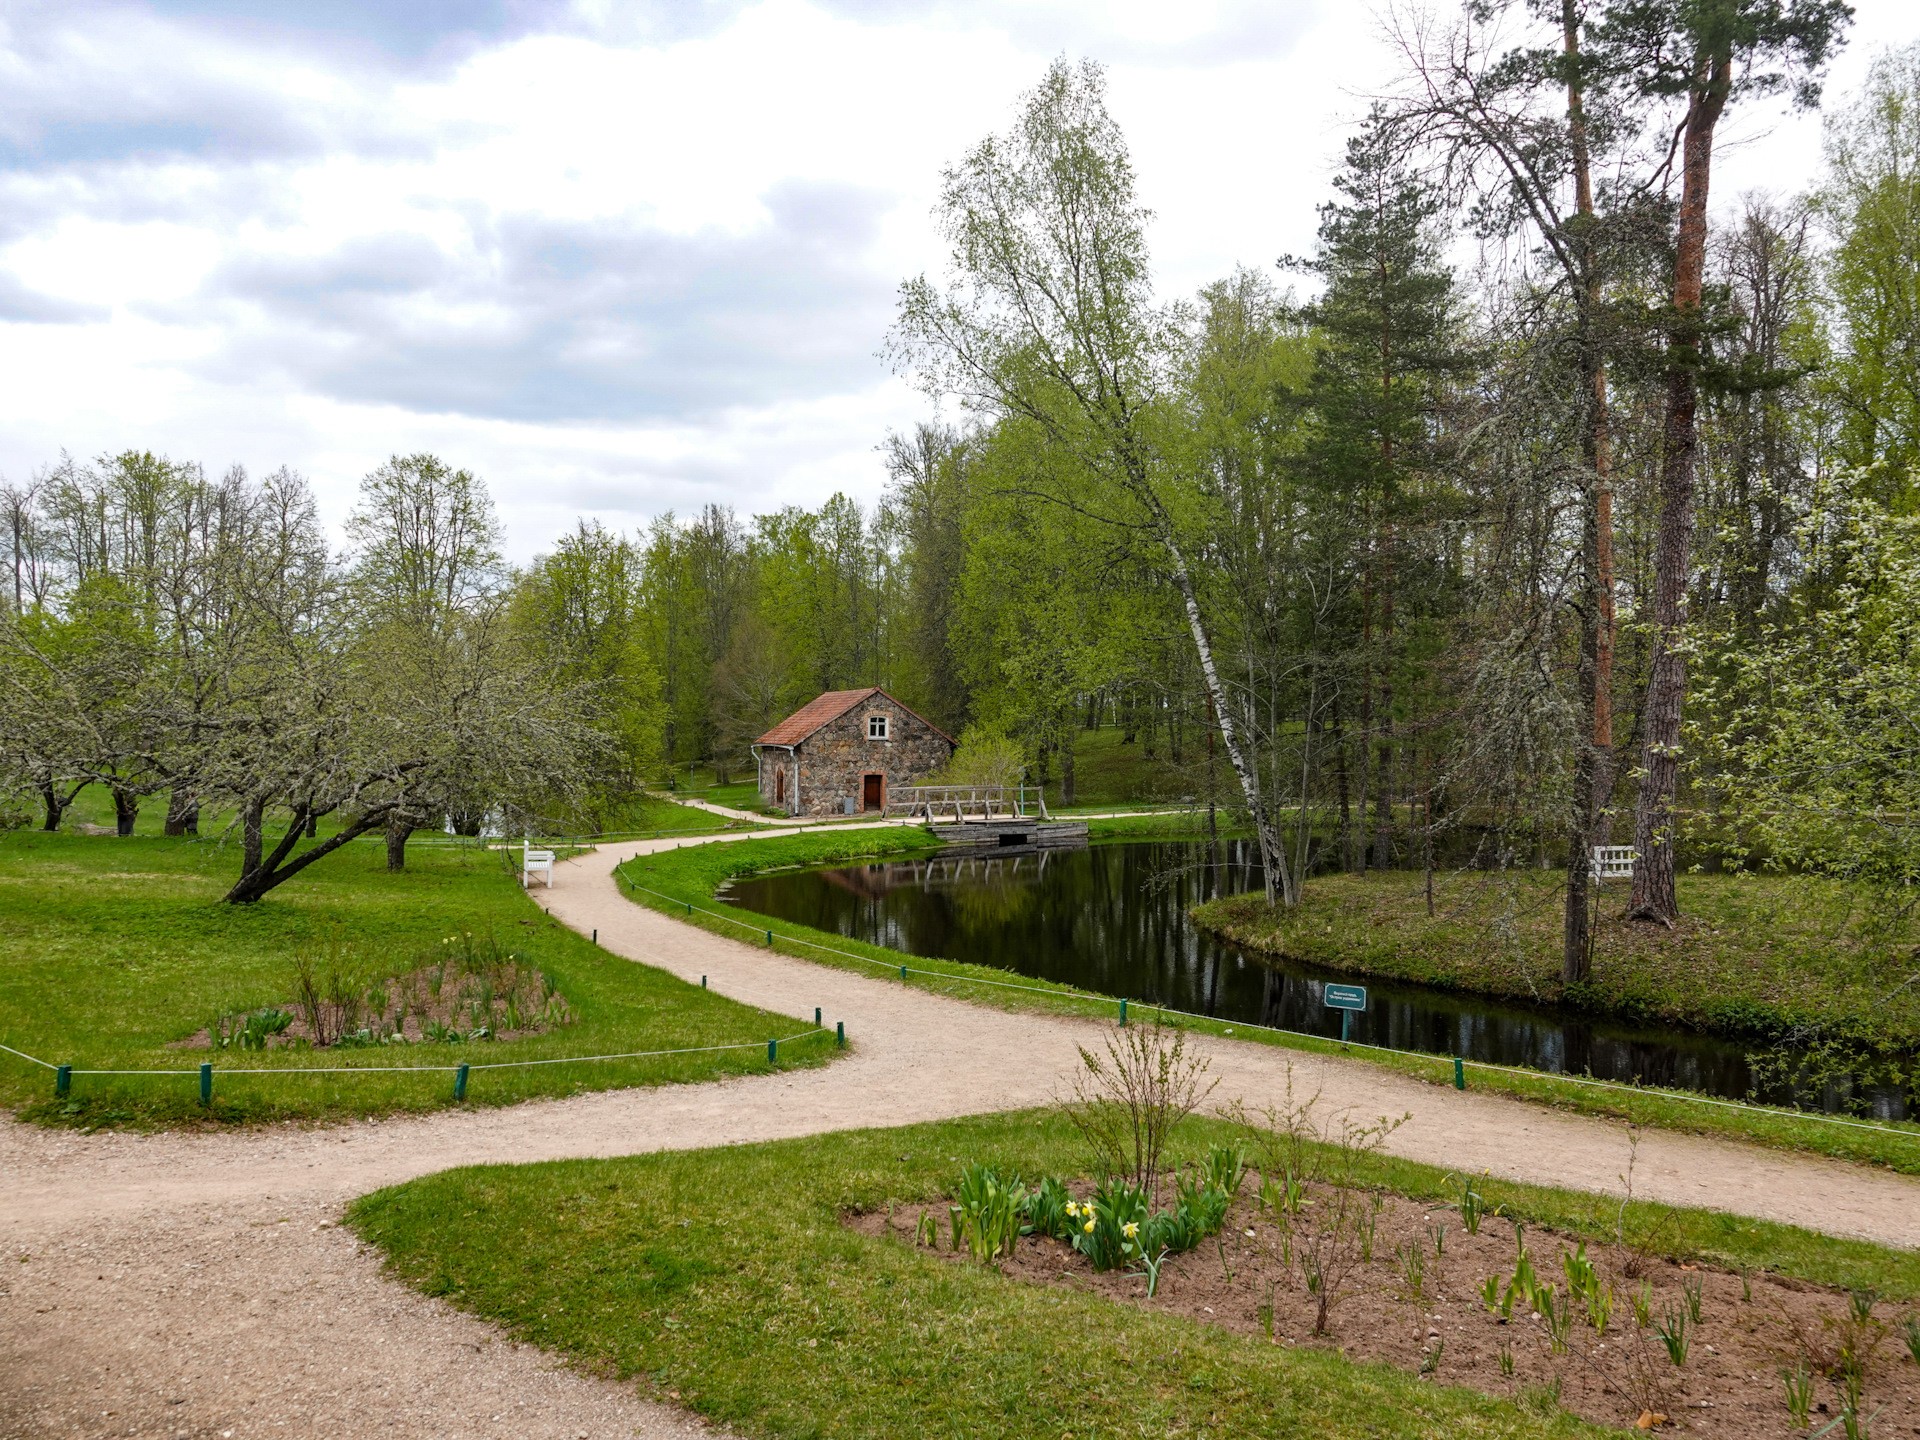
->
[{"left": 4, "top": 827, "right": 1915, "bottom": 1439}]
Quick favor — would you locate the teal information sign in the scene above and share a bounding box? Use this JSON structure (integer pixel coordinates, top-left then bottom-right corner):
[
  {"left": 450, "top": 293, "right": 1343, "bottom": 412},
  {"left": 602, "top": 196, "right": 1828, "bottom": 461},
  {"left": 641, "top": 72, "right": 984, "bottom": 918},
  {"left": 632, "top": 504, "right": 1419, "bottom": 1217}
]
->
[{"left": 1324, "top": 983, "right": 1368, "bottom": 1012}]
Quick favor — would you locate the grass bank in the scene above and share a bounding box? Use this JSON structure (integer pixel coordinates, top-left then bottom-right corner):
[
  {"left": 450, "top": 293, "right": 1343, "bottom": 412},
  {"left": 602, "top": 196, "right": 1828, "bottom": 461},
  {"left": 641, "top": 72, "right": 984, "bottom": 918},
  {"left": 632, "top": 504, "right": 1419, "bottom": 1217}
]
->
[
  {"left": 0, "top": 831, "right": 834, "bottom": 1129},
  {"left": 349, "top": 1110, "right": 1920, "bottom": 1440},
  {"left": 619, "top": 828, "right": 1920, "bottom": 1174},
  {"left": 1193, "top": 871, "right": 1920, "bottom": 1052}
]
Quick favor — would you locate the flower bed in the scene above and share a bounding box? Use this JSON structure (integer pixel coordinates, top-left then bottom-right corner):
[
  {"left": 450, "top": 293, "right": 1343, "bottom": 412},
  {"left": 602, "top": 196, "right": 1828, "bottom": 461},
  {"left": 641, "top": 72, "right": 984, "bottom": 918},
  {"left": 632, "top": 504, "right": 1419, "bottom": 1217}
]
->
[{"left": 854, "top": 1170, "right": 1920, "bottom": 1437}]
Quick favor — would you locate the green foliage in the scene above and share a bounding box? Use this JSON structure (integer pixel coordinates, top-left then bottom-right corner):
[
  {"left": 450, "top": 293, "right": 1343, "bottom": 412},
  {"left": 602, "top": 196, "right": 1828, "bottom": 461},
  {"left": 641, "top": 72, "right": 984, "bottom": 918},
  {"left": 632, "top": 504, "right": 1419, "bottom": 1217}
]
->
[
  {"left": 950, "top": 1164, "right": 1026, "bottom": 1263},
  {"left": 1816, "top": 43, "right": 1920, "bottom": 494},
  {"left": 1782, "top": 1362, "right": 1816, "bottom": 1428},
  {"left": 512, "top": 519, "right": 664, "bottom": 807},
  {"left": 1656, "top": 1305, "right": 1691, "bottom": 1366},
  {"left": 1447, "top": 1171, "right": 1501, "bottom": 1234},
  {"left": 1066, "top": 1180, "right": 1145, "bottom": 1273},
  {"left": 1024, "top": 1175, "right": 1073, "bottom": 1241},
  {"left": 1696, "top": 489, "right": 1920, "bottom": 890},
  {"left": 1561, "top": 1242, "right": 1613, "bottom": 1334}
]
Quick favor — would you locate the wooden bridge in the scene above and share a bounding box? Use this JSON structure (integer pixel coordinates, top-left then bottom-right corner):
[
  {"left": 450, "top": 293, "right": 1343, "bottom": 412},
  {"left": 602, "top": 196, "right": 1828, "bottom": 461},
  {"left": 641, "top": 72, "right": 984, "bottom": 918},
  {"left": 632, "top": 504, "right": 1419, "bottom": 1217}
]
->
[
  {"left": 882, "top": 784, "right": 1048, "bottom": 821},
  {"left": 884, "top": 784, "right": 1086, "bottom": 850}
]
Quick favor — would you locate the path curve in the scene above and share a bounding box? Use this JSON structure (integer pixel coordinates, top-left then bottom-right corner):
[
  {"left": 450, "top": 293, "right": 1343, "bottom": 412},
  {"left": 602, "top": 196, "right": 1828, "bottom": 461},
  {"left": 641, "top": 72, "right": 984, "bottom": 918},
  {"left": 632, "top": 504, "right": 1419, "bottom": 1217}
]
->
[{"left": 4, "top": 826, "right": 1915, "bottom": 1440}]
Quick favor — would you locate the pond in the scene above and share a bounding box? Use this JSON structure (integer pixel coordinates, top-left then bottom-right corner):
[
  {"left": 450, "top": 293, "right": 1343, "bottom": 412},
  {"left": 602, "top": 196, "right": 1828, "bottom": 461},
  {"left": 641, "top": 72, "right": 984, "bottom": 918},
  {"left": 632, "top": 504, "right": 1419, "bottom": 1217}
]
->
[{"left": 721, "top": 838, "right": 1907, "bottom": 1119}]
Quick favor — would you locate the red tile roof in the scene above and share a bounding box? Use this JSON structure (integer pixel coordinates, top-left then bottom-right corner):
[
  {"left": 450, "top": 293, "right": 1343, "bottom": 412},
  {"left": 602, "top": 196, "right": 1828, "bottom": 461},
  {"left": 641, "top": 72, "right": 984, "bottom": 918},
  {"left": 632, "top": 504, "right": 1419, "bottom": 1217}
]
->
[{"left": 755, "top": 687, "right": 956, "bottom": 748}]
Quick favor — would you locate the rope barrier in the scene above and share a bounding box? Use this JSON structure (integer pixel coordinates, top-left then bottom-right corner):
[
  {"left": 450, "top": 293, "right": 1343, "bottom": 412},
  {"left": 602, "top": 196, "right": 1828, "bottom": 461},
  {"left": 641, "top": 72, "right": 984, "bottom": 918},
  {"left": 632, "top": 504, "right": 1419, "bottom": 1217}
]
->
[
  {"left": 617, "top": 869, "right": 1920, "bottom": 1145},
  {"left": 1, "top": 1031, "right": 831, "bottom": 1081}
]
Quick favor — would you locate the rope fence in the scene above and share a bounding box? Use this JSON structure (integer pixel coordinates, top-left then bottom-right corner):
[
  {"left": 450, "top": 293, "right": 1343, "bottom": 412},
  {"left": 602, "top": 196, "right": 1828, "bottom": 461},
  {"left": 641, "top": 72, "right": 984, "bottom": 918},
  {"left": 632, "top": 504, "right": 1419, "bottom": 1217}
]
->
[
  {"left": 616, "top": 869, "right": 1920, "bottom": 1146},
  {"left": 0, "top": 1027, "right": 837, "bottom": 1105}
]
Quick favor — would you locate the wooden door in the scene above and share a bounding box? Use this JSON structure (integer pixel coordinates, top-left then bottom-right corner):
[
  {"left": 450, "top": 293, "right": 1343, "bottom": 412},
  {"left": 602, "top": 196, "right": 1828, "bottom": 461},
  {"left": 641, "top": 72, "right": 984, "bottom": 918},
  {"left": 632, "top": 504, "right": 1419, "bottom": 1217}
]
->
[
  {"left": 862, "top": 773, "right": 883, "bottom": 811},
  {"left": 775, "top": 768, "right": 786, "bottom": 804}
]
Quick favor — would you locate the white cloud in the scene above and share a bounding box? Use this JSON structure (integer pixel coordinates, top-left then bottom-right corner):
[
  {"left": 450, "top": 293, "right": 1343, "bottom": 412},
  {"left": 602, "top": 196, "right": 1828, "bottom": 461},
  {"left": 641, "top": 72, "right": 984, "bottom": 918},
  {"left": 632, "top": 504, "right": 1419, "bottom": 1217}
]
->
[{"left": 0, "top": 0, "right": 1912, "bottom": 559}]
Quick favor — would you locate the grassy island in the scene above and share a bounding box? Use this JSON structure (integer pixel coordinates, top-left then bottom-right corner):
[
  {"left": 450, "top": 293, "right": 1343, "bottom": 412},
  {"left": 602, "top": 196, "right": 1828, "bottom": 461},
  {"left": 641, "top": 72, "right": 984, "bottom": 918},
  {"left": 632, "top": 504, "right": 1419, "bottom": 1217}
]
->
[{"left": 1192, "top": 870, "right": 1920, "bottom": 1052}]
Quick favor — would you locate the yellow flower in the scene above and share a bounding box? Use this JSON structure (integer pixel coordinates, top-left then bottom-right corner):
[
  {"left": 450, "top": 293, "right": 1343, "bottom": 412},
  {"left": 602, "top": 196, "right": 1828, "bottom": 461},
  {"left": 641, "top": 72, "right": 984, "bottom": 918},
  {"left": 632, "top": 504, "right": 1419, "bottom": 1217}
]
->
[
  {"left": 1083, "top": 1220, "right": 1095, "bottom": 1234},
  {"left": 1122, "top": 1222, "right": 1139, "bottom": 1239}
]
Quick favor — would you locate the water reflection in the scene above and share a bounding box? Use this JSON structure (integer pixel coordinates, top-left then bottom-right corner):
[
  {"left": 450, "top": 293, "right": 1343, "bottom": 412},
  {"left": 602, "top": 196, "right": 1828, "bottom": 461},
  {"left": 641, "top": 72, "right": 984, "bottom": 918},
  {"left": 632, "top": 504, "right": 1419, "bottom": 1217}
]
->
[{"left": 722, "top": 839, "right": 1906, "bottom": 1118}]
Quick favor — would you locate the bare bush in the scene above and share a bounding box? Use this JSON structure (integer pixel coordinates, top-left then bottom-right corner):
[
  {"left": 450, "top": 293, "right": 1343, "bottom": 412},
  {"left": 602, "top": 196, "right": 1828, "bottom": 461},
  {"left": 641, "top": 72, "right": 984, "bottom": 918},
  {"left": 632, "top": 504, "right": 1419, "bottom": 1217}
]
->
[{"left": 1063, "top": 1021, "right": 1217, "bottom": 1199}]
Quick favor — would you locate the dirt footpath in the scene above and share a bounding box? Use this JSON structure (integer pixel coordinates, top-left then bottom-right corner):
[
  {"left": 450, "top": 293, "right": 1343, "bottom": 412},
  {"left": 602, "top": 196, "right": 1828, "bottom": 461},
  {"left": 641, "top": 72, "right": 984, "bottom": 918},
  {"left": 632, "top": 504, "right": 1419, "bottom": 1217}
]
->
[{"left": 3, "top": 827, "right": 1915, "bottom": 1440}]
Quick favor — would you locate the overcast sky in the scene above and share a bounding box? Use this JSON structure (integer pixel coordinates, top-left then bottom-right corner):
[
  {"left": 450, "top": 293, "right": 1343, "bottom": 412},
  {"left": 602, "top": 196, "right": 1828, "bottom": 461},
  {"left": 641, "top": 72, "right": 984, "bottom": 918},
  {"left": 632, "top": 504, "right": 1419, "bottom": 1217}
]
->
[{"left": 0, "top": 0, "right": 1913, "bottom": 561}]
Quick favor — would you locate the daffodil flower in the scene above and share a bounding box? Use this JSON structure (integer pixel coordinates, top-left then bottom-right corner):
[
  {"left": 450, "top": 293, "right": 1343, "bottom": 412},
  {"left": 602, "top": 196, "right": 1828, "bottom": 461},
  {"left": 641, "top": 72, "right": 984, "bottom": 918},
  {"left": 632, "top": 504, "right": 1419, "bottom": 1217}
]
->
[
  {"left": 1083, "top": 1219, "right": 1095, "bottom": 1234},
  {"left": 1122, "top": 1221, "right": 1139, "bottom": 1239}
]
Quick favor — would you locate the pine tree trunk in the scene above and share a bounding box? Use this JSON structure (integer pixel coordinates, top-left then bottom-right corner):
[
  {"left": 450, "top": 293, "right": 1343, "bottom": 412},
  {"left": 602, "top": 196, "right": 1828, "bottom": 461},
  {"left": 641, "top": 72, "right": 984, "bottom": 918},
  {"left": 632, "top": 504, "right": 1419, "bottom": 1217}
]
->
[{"left": 1630, "top": 59, "right": 1728, "bottom": 925}]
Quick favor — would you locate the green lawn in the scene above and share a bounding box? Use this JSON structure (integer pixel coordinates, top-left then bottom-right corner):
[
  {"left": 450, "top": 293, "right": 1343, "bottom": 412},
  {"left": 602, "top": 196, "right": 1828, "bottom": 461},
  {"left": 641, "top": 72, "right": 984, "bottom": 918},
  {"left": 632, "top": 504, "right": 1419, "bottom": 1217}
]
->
[
  {"left": 620, "top": 827, "right": 1920, "bottom": 1174},
  {"left": 349, "top": 1109, "right": 1920, "bottom": 1440},
  {"left": 0, "top": 830, "right": 835, "bottom": 1128},
  {"left": 1194, "top": 870, "right": 1920, "bottom": 1051}
]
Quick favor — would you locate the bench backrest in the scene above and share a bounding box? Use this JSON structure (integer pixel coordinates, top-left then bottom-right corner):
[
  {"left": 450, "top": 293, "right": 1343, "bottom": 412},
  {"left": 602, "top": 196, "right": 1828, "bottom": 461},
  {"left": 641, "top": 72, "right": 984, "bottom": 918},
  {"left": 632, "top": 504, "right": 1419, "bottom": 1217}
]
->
[{"left": 1591, "top": 845, "right": 1635, "bottom": 878}]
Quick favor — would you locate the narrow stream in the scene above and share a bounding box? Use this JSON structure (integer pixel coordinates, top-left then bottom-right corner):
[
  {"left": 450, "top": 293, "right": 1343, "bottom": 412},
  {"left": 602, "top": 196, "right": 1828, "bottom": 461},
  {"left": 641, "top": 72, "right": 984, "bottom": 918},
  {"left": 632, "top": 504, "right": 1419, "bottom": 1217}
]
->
[{"left": 721, "top": 839, "right": 1908, "bottom": 1119}]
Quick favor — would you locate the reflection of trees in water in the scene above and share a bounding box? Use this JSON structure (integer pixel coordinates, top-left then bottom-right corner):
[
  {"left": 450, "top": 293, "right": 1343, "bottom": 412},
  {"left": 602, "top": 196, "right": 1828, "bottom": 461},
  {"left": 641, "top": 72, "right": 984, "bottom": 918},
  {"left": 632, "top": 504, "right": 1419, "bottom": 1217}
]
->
[{"left": 732, "top": 842, "right": 1906, "bottom": 1116}]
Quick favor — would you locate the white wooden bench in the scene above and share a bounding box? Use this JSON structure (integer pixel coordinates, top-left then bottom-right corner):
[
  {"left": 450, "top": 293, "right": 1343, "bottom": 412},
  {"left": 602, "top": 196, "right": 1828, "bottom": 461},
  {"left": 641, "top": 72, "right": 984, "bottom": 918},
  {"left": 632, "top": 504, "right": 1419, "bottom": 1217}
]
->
[
  {"left": 1591, "top": 845, "right": 1636, "bottom": 882},
  {"left": 522, "top": 841, "right": 555, "bottom": 888}
]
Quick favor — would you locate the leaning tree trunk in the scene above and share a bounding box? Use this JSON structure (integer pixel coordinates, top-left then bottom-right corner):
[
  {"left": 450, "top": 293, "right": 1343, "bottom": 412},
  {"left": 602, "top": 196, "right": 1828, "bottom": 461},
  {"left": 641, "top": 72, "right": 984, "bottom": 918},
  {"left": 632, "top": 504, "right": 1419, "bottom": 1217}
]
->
[
  {"left": 111, "top": 787, "right": 139, "bottom": 837},
  {"left": 241, "top": 796, "right": 265, "bottom": 877},
  {"left": 1165, "top": 542, "right": 1297, "bottom": 907},
  {"left": 40, "top": 783, "right": 65, "bottom": 832},
  {"left": 225, "top": 805, "right": 388, "bottom": 904},
  {"left": 1629, "top": 57, "right": 1729, "bottom": 925}
]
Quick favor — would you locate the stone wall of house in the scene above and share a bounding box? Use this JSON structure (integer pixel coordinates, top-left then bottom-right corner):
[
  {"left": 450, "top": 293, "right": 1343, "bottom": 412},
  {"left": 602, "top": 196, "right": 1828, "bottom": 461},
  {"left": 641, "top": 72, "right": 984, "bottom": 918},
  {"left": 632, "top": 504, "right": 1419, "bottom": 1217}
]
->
[{"left": 758, "top": 694, "right": 951, "bottom": 816}]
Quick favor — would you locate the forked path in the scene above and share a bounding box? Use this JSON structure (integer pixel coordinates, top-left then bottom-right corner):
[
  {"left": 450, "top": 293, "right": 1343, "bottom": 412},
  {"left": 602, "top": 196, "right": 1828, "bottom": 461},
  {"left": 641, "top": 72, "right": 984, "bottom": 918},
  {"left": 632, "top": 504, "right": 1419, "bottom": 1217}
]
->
[{"left": 2, "top": 829, "right": 1914, "bottom": 1440}]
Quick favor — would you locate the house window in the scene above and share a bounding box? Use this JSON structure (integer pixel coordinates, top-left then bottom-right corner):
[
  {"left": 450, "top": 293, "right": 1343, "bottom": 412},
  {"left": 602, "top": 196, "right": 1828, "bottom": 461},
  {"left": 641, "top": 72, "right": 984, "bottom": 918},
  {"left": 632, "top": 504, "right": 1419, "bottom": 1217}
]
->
[{"left": 868, "top": 714, "right": 889, "bottom": 740}]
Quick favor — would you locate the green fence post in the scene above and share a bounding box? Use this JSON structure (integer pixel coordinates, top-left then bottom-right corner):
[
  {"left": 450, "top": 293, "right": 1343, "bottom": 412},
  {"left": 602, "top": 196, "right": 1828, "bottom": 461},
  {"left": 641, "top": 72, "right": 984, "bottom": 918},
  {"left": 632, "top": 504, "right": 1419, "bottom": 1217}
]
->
[
  {"left": 1119, "top": 998, "right": 1128, "bottom": 1026},
  {"left": 767, "top": 929, "right": 774, "bottom": 946},
  {"left": 836, "top": 1022, "right": 845, "bottom": 1047},
  {"left": 701, "top": 975, "right": 707, "bottom": 988},
  {"left": 685, "top": 902, "right": 692, "bottom": 916},
  {"left": 815, "top": 1007, "right": 822, "bottom": 1026},
  {"left": 56, "top": 1064, "right": 70, "bottom": 1097},
  {"left": 592, "top": 929, "right": 598, "bottom": 945},
  {"left": 1454, "top": 1057, "right": 1466, "bottom": 1091},
  {"left": 767, "top": 1038, "right": 777, "bottom": 1065},
  {"left": 1340, "top": 1011, "right": 1351, "bottom": 1046},
  {"left": 455, "top": 1063, "right": 469, "bottom": 1101},
  {"left": 199, "top": 1062, "right": 212, "bottom": 1106},
  {"left": 900, "top": 965, "right": 908, "bottom": 981}
]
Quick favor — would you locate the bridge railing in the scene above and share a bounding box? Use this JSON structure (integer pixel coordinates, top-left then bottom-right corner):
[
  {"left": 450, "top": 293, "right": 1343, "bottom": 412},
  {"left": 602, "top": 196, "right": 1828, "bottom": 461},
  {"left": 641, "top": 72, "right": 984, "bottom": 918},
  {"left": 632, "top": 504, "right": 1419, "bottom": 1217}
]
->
[{"left": 884, "top": 784, "right": 1049, "bottom": 821}]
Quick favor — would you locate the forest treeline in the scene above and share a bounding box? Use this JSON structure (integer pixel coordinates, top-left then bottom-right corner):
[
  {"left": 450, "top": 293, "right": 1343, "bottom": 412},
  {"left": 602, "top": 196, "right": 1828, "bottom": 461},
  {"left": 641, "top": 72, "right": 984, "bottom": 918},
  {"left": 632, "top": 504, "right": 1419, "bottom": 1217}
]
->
[{"left": 4, "top": 7, "right": 1919, "bottom": 953}]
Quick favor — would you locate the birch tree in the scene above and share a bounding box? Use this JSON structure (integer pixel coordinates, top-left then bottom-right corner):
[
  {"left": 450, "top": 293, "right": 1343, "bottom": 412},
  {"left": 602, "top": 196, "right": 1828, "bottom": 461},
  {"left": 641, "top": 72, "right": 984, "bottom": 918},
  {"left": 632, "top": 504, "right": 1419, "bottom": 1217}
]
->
[{"left": 887, "top": 57, "right": 1298, "bottom": 903}]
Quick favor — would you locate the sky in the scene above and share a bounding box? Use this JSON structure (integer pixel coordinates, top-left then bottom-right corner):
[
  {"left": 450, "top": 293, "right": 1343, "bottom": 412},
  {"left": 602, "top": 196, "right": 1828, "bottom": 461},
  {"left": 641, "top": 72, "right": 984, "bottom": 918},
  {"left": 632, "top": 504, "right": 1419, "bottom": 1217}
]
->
[{"left": 0, "top": 0, "right": 1914, "bottom": 562}]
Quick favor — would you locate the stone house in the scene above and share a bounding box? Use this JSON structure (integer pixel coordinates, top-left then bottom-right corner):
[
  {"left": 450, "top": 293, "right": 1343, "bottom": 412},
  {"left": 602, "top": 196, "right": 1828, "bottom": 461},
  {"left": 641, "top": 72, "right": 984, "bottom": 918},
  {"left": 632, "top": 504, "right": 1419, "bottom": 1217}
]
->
[{"left": 752, "top": 687, "right": 956, "bottom": 817}]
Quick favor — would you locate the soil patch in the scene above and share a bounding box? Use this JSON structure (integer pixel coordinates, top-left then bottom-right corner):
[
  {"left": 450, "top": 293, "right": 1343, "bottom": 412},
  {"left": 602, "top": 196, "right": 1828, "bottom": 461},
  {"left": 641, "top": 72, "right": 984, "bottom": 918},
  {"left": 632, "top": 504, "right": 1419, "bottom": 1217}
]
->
[
  {"left": 851, "top": 1184, "right": 1920, "bottom": 1437},
  {"left": 169, "top": 948, "right": 573, "bottom": 1051}
]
